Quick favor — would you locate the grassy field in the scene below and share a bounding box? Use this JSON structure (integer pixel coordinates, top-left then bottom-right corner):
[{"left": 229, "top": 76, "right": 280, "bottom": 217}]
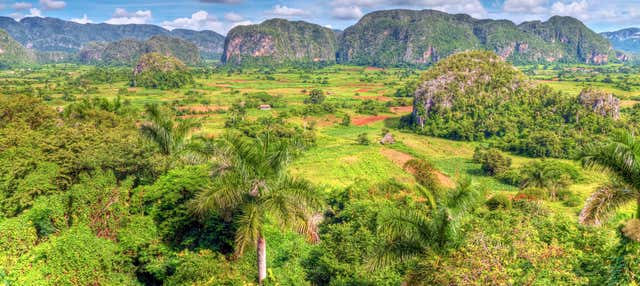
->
[{"left": 1, "top": 63, "right": 630, "bottom": 222}]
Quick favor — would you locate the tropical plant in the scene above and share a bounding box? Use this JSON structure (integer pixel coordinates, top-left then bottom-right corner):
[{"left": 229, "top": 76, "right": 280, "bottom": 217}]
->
[
  {"left": 374, "top": 178, "right": 483, "bottom": 267},
  {"left": 519, "top": 161, "right": 576, "bottom": 201},
  {"left": 139, "top": 103, "right": 200, "bottom": 156},
  {"left": 192, "top": 132, "right": 323, "bottom": 284},
  {"left": 580, "top": 130, "right": 640, "bottom": 225}
]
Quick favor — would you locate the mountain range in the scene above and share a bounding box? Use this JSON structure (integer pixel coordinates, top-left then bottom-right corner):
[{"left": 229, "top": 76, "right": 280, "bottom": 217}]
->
[
  {"left": 601, "top": 28, "right": 640, "bottom": 54},
  {"left": 0, "top": 10, "right": 637, "bottom": 67},
  {"left": 0, "top": 16, "right": 224, "bottom": 59}
]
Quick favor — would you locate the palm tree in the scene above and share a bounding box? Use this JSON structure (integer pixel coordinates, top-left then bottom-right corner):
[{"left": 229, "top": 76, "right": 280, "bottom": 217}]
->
[
  {"left": 139, "top": 103, "right": 200, "bottom": 156},
  {"left": 580, "top": 130, "right": 640, "bottom": 225},
  {"left": 192, "top": 132, "right": 323, "bottom": 284},
  {"left": 374, "top": 178, "right": 482, "bottom": 267}
]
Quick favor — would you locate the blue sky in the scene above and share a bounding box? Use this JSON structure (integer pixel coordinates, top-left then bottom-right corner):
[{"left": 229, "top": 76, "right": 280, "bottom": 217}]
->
[{"left": 0, "top": 0, "right": 638, "bottom": 34}]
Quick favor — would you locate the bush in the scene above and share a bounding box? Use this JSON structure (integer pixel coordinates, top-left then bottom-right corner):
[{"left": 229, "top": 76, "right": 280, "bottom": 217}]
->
[
  {"left": 486, "top": 194, "right": 512, "bottom": 210},
  {"left": 341, "top": 114, "right": 351, "bottom": 126},
  {"left": 404, "top": 159, "right": 441, "bottom": 191},
  {"left": 473, "top": 147, "right": 512, "bottom": 176},
  {"left": 357, "top": 133, "right": 370, "bottom": 145},
  {"left": 304, "top": 89, "right": 325, "bottom": 104}
]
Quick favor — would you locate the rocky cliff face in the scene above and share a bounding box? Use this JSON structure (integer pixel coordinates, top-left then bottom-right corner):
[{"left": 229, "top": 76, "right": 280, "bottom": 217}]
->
[
  {"left": 411, "top": 51, "right": 528, "bottom": 128},
  {"left": 518, "top": 16, "right": 614, "bottom": 64},
  {"left": 338, "top": 10, "right": 614, "bottom": 67},
  {"left": 578, "top": 89, "right": 620, "bottom": 120},
  {"left": 0, "top": 29, "right": 34, "bottom": 67},
  {"left": 79, "top": 36, "right": 200, "bottom": 66},
  {"left": 222, "top": 19, "right": 337, "bottom": 65}
]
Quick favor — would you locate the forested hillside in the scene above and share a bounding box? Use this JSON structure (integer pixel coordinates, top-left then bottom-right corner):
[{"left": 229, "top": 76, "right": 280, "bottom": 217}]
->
[
  {"left": 337, "top": 10, "right": 614, "bottom": 67},
  {"left": 223, "top": 19, "right": 338, "bottom": 65}
]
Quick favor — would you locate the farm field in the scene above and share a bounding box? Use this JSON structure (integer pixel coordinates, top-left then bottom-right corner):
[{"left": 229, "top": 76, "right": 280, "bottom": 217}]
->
[{"left": 1, "top": 59, "right": 638, "bottom": 285}]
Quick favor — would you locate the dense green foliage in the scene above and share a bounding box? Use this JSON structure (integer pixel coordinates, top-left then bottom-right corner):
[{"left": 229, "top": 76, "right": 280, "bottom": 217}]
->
[
  {"left": 132, "top": 53, "right": 194, "bottom": 89},
  {"left": 80, "top": 36, "right": 201, "bottom": 66},
  {"left": 338, "top": 10, "right": 614, "bottom": 67},
  {"left": 1, "top": 55, "right": 639, "bottom": 285},
  {"left": 0, "top": 29, "right": 34, "bottom": 68},
  {"left": 408, "top": 51, "right": 621, "bottom": 158}
]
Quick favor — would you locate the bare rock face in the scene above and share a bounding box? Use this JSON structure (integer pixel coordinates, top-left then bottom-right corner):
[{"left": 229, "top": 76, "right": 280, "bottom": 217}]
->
[
  {"left": 579, "top": 89, "right": 620, "bottom": 120},
  {"left": 412, "top": 51, "right": 527, "bottom": 128},
  {"left": 222, "top": 19, "right": 337, "bottom": 65},
  {"left": 380, "top": 133, "right": 395, "bottom": 145}
]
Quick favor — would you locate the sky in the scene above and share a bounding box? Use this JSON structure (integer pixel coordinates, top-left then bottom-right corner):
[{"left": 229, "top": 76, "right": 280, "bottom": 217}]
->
[{"left": 0, "top": 0, "right": 638, "bottom": 35}]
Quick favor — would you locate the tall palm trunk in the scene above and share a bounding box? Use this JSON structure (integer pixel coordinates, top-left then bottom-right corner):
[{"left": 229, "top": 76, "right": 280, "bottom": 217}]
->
[{"left": 257, "top": 234, "right": 267, "bottom": 285}]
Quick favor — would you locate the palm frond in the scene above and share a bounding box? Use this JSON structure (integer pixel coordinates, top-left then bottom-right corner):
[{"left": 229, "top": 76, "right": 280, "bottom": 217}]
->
[
  {"left": 582, "top": 130, "right": 640, "bottom": 188},
  {"left": 579, "top": 183, "right": 637, "bottom": 226},
  {"left": 446, "top": 177, "right": 483, "bottom": 213},
  {"left": 234, "top": 202, "right": 263, "bottom": 256}
]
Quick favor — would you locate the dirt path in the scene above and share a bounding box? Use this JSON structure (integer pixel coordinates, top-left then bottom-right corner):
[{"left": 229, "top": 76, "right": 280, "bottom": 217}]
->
[
  {"left": 390, "top": 106, "right": 413, "bottom": 114},
  {"left": 380, "top": 148, "right": 456, "bottom": 188}
]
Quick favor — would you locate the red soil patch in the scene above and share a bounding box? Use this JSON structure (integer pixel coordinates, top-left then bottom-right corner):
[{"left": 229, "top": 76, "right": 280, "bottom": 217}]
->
[
  {"left": 352, "top": 115, "right": 390, "bottom": 126},
  {"left": 390, "top": 106, "right": 413, "bottom": 114},
  {"left": 380, "top": 148, "right": 413, "bottom": 167},
  {"left": 380, "top": 148, "right": 456, "bottom": 189},
  {"left": 355, "top": 88, "right": 370, "bottom": 93}
]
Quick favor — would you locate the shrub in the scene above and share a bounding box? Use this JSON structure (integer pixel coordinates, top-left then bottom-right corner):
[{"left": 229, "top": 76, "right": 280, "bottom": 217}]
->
[
  {"left": 357, "top": 133, "right": 370, "bottom": 145},
  {"left": 486, "top": 194, "right": 512, "bottom": 210},
  {"left": 404, "top": 159, "right": 441, "bottom": 191},
  {"left": 304, "top": 89, "right": 325, "bottom": 104},
  {"left": 341, "top": 114, "right": 351, "bottom": 126},
  {"left": 473, "top": 147, "right": 512, "bottom": 176}
]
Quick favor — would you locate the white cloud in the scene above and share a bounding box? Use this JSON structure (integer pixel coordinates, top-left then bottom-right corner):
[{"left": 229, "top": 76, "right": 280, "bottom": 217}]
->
[
  {"left": 40, "top": 0, "right": 65, "bottom": 10},
  {"left": 331, "top": 6, "right": 363, "bottom": 20},
  {"left": 224, "top": 12, "right": 244, "bottom": 22},
  {"left": 70, "top": 14, "right": 92, "bottom": 24},
  {"left": 162, "top": 10, "right": 224, "bottom": 32},
  {"left": 27, "top": 8, "right": 42, "bottom": 17},
  {"left": 266, "top": 5, "right": 309, "bottom": 17},
  {"left": 12, "top": 8, "right": 43, "bottom": 20},
  {"left": 12, "top": 2, "right": 33, "bottom": 10},
  {"left": 105, "top": 8, "right": 152, "bottom": 25},
  {"left": 503, "top": 0, "right": 547, "bottom": 14},
  {"left": 550, "top": 0, "right": 589, "bottom": 20}
]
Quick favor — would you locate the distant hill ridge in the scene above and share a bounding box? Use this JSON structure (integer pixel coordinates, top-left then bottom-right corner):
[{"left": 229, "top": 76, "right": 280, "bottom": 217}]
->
[
  {"left": 0, "top": 9, "right": 628, "bottom": 67},
  {"left": 79, "top": 36, "right": 201, "bottom": 66},
  {"left": 0, "top": 16, "right": 224, "bottom": 58},
  {"left": 337, "top": 10, "right": 614, "bottom": 66},
  {"left": 601, "top": 28, "right": 640, "bottom": 54}
]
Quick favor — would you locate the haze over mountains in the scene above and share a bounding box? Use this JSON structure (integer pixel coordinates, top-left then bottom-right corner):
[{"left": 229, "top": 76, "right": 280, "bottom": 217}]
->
[
  {"left": 601, "top": 28, "right": 640, "bottom": 54},
  {"left": 0, "top": 16, "right": 224, "bottom": 59},
  {"left": 0, "top": 9, "right": 639, "bottom": 67}
]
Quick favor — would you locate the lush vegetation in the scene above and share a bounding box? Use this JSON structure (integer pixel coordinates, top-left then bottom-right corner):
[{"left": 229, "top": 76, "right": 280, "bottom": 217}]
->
[
  {"left": 338, "top": 10, "right": 614, "bottom": 67},
  {"left": 407, "top": 51, "right": 623, "bottom": 159},
  {"left": 1, "top": 49, "right": 640, "bottom": 285}
]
